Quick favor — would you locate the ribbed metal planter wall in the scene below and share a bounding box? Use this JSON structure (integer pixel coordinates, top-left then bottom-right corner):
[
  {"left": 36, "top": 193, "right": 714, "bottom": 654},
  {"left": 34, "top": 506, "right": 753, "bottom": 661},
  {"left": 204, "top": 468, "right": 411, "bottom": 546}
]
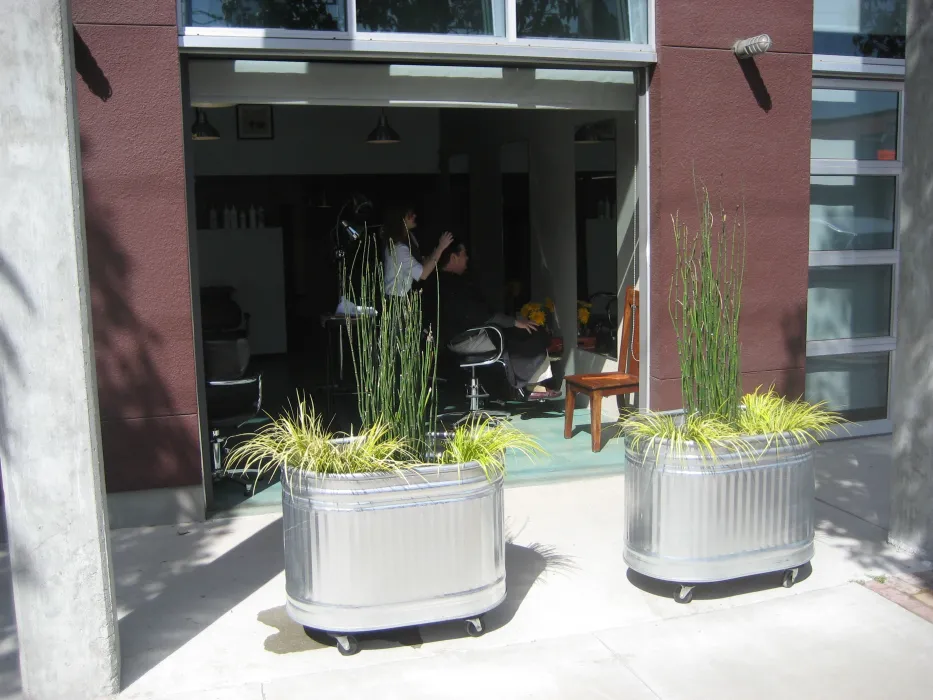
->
[
  {"left": 282, "top": 461, "right": 506, "bottom": 635},
  {"left": 624, "top": 435, "right": 815, "bottom": 592}
]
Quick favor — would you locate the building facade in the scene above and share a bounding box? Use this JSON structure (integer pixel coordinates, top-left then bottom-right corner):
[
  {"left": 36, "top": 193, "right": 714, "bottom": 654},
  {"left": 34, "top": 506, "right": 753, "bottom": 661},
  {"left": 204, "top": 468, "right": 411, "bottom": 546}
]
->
[{"left": 69, "top": 0, "right": 908, "bottom": 524}]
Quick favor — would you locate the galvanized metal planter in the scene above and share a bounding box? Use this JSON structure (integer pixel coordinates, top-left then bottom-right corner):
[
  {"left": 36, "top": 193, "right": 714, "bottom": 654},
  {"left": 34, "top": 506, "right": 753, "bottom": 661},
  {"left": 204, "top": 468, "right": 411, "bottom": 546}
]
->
[
  {"left": 282, "top": 461, "right": 505, "bottom": 654},
  {"left": 624, "top": 434, "right": 815, "bottom": 603}
]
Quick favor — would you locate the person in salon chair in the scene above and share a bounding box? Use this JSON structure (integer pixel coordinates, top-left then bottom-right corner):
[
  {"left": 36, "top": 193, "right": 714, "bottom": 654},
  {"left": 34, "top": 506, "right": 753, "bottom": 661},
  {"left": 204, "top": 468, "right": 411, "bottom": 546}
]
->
[{"left": 437, "top": 241, "right": 559, "bottom": 400}]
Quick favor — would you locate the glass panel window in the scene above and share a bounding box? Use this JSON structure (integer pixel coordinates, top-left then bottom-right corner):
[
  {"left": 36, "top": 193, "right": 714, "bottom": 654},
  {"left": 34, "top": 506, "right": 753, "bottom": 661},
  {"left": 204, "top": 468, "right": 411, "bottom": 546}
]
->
[
  {"left": 814, "top": 0, "right": 907, "bottom": 59},
  {"left": 357, "top": 1, "right": 504, "bottom": 35},
  {"left": 187, "top": 0, "right": 346, "bottom": 31},
  {"left": 810, "top": 175, "right": 896, "bottom": 251},
  {"left": 812, "top": 88, "right": 899, "bottom": 160},
  {"left": 805, "top": 352, "right": 890, "bottom": 422},
  {"left": 807, "top": 265, "right": 893, "bottom": 341},
  {"left": 517, "top": 0, "right": 648, "bottom": 43}
]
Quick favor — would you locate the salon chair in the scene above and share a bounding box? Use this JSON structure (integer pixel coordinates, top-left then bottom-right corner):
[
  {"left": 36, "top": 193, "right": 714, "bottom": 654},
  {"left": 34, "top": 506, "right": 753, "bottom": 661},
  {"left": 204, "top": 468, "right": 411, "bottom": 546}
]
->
[
  {"left": 201, "top": 286, "right": 251, "bottom": 380},
  {"left": 437, "top": 326, "right": 511, "bottom": 427},
  {"left": 207, "top": 374, "right": 263, "bottom": 495}
]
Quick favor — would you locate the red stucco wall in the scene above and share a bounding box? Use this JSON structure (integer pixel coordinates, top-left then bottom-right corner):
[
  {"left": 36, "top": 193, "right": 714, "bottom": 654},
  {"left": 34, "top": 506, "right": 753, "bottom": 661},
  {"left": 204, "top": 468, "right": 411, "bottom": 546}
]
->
[
  {"left": 649, "top": 2, "right": 814, "bottom": 409},
  {"left": 73, "top": 4, "right": 201, "bottom": 491}
]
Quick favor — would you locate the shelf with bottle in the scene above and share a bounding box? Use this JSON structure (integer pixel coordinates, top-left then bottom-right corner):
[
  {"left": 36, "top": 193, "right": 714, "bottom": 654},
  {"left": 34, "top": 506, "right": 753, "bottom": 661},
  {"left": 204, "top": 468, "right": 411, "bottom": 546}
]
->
[{"left": 208, "top": 203, "right": 267, "bottom": 230}]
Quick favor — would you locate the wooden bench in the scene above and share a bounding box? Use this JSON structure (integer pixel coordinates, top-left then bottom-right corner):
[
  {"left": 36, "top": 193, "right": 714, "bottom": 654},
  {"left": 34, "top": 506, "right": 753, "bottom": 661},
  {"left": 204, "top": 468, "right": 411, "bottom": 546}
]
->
[{"left": 563, "top": 287, "right": 639, "bottom": 452}]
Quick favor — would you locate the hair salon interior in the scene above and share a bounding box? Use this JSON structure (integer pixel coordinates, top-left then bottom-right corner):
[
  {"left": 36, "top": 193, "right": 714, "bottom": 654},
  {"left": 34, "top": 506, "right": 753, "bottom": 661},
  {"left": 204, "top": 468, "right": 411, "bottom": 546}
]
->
[{"left": 69, "top": 0, "right": 908, "bottom": 526}]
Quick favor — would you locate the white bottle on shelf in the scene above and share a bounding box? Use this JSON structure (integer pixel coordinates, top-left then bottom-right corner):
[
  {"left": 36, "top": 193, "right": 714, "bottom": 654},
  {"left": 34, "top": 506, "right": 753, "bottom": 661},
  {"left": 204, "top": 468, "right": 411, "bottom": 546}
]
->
[
  {"left": 222, "top": 205, "right": 230, "bottom": 228},
  {"left": 249, "top": 204, "right": 257, "bottom": 229},
  {"left": 257, "top": 206, "right": 265, "bottom": 228},
  {"left": 239, "top": 210, "right": 246, "bottom": 229},
  {"left": 230, "top": 206, "right": 239, "bottom": 229},
  {"left": 209, "top": 206, "right": 218, "bottom": 229}
]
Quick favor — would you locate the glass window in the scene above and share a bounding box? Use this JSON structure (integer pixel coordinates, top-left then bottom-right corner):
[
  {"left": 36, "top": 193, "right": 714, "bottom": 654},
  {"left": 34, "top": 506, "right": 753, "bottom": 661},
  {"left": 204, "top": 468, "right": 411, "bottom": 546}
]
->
[
  {"left": 811, "top": 88, "right": 899, "bottom": 160},
  {"left": 805, "top": 352, "right": 889, "bottom": 422},
  {"left": 517, "top": 0, "right": 648, "bottom": 43},
  {"left": 810, "top": 175, "right": 896, "bottom": 251},
  {"left": 814, "top": 0, "right": 907, "bottom": 59},
  {"left": 357, "top": 1, "right": 504, "bottom": 35},
  {"left": 807, "top": 265, "right": 893, "bottom": 341},
  {"left": 187, "top": 0, "right": 346, "bottom": 31}
]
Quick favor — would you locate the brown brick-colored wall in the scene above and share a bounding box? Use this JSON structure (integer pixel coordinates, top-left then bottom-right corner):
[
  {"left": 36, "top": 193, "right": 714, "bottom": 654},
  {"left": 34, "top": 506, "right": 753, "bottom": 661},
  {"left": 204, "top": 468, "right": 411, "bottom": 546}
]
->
[
  {"left": 649, "top": 2, "right": 814, "bottom": 409},
  {"left": 73, "top": 4, "right": 201, "bottom": 491}
]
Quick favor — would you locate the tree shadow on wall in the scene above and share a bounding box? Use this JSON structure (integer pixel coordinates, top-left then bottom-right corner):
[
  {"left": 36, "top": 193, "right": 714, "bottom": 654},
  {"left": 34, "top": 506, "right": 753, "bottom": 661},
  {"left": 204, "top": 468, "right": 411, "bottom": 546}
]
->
[
  {"left": 74, "top": 5, "right": 199, "bottom": 499},
  {"left": 0, "top": 252, "right": 34, "bottom": 698},
  {"left": 79, "top": 135, "right": 201, "bottom": 495},
  {"left": 0, "top": 254, "right": 33, "bottom": 460}
]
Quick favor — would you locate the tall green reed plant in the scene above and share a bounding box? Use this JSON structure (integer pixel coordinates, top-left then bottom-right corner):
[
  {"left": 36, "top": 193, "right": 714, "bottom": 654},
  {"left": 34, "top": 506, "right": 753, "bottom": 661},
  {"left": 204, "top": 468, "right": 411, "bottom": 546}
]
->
[
  {"left": 343, "top": 233, "right": 439, "bottom": 453},
  {"left": 670, "top": 185, "right": 746, "bottom": 421}
]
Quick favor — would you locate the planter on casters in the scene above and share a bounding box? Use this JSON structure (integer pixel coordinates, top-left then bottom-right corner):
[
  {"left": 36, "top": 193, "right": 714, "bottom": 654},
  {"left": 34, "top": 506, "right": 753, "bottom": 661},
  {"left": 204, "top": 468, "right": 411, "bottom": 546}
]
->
[
  {"left": 623, "top": 433, "right": 815, "bottom": 604},
  {"left": 282, "top": 461, "right": 506, "bottom": 655}
]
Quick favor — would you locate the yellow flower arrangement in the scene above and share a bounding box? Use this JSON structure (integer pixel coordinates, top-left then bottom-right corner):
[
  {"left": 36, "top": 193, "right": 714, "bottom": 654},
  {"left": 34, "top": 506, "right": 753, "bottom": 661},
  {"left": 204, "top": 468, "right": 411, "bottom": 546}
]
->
[
  {"left": 520, "top": 301, "right": 549, "bottom": 328},
  {"left": 576, "top": 300, "right": 592, "bottom": 332},
  {"left": 520, "top": 298, "right": 594, "bottom": 330}
]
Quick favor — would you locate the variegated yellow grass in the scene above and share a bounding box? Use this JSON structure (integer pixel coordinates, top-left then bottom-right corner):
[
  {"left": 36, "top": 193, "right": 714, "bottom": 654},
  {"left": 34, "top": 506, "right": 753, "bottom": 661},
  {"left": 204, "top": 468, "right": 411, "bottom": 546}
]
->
[
  {"left": 226, "top": 397, "right": 543, "bottom": 486},
  {"left": 621, "top": 386, "right": 845, "bottom": 463},
  {"left": 440, "top": 418, "right": 544, "bottom": 481}
]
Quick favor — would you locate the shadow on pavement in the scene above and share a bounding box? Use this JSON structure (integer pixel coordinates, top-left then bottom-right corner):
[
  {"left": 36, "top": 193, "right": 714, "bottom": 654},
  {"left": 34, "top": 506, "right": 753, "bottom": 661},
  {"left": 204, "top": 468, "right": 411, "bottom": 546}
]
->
[{"left": 117, "top": 518, "right": 284, "bottom": 687}]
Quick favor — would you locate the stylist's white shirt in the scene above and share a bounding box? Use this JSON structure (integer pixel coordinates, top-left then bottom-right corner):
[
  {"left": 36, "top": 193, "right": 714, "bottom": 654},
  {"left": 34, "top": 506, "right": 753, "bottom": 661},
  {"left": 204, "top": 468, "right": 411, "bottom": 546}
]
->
[{"left": 384, "top": 242, "right": 422, "bottom": 296}]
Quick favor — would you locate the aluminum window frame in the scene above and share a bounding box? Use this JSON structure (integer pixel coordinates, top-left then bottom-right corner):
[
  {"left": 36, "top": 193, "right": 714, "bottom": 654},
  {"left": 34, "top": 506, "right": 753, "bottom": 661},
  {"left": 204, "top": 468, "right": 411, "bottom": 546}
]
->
[
  {"left": 812, "top": 0, "right": 908, "bottom": 76},
  {"left": 178, "top": 0, "right": 657, "bottom": 64},
  {"left": 808, "top": 77, "right": 904, "bottom": 437},
  {"left": 813, "top": 55, "right": 905, "bottom": 78}
]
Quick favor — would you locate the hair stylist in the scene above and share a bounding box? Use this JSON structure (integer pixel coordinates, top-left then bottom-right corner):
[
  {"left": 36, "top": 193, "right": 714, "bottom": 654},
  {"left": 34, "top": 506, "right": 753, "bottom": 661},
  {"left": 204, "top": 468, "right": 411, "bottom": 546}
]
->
[{"left": 383, "top": 205, "right": 454, "bottom": 297}]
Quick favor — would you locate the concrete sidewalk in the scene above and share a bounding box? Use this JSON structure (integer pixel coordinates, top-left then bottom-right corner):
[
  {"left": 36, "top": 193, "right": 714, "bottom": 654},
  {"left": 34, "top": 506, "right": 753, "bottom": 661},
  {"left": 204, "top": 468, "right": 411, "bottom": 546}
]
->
[{"left": 2, "top": 436, "right": 931, "bottom": 699}]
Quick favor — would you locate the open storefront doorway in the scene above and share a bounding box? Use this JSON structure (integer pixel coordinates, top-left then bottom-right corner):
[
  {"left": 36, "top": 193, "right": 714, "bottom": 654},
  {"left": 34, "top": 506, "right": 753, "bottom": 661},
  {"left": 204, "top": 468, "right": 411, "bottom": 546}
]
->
[{"left": 184, "top": 59, "right": 643, "bottom": 513}]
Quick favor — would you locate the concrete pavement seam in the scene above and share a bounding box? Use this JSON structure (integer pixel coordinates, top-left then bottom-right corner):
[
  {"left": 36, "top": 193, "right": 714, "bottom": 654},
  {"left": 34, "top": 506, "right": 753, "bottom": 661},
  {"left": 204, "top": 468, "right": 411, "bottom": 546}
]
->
[{"left": 592, "top": 633, "right": 663, "bottom": 699}]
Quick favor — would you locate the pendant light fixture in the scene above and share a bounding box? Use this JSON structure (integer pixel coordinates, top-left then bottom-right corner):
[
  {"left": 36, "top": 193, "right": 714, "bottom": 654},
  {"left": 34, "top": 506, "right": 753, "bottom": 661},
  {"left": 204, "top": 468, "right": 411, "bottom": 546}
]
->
[
  {"left": 574, "top": 119, "right": 616, "bottom": 144},
  {"left": 574, "top": 123, "right": 602, "bottom": 144},
  {"left": 191, "top": 108, "right": 220, "bottom": 141},
  {"left": 366, "top": 109, "right": 400, "bottom": 144}
]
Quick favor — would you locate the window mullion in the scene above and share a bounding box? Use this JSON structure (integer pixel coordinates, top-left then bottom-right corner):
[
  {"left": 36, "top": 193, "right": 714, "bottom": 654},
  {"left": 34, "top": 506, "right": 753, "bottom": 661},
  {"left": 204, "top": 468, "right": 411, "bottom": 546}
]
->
[
  {"left": 346, "top": 0, "right": 357, "bottom": 37},
  {"left": 505, "top": 0, "right": 517, "bottom": 41}
]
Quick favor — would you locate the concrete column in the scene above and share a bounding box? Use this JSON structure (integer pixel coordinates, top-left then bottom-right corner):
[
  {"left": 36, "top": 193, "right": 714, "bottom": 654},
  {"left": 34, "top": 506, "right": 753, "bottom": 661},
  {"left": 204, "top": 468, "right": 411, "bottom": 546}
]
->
[
  {"left": 0, "top": 1, "right": 121, "bottom": 697},
  {"left": 530, "top": 114, "right": 577, "bottom": 360},
  {"left": 469, "top": 146, "right": 505, "bottom": 309},
  {"left": 889, "top": 0, "right": 933, "bottom": 558}
]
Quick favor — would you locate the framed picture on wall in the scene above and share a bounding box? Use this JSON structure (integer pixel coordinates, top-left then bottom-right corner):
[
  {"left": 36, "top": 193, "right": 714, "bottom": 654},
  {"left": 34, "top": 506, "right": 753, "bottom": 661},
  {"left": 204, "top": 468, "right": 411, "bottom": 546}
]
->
[{"left": 236, "top": 105, "right": 274, "bottom": 140}]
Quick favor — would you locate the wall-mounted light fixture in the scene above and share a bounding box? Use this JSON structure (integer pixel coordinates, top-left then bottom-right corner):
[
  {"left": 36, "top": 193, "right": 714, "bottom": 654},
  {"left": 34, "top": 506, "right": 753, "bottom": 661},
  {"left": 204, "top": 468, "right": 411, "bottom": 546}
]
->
[
  {"left": 191, "top": 108, "right": 220, "bottom": 140},
  {"left": 733, "top": 34, "right": 772, "bottom": 59}
]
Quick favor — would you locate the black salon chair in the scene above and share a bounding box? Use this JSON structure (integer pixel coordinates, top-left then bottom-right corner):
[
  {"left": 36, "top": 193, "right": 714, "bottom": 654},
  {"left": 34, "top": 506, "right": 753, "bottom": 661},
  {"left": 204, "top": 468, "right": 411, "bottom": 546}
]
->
[
  {"left": 201, "top": 286, "right": 251, "bottom": 380},
  {"left": 438, "top": 326, "right": 511, "bottom": 427},
  {"left": 207, "top": 374, "right": 263, "bottom": 495}
]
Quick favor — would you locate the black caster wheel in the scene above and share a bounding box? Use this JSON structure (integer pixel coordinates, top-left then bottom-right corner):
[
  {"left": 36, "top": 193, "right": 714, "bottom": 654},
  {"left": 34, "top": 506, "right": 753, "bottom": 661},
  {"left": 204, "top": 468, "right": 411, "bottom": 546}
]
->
[
  {"left": 674, "top": 585, "right": 694, "bottom": 604},
  {"left": 465, "top": 616, "right": 485, "bottom": 637},
  {"left": 782, "top": 568, "right": 799, "bottom": 589},
  {"left": 335, "top": 634, "right": 360, "bottom": 656}
]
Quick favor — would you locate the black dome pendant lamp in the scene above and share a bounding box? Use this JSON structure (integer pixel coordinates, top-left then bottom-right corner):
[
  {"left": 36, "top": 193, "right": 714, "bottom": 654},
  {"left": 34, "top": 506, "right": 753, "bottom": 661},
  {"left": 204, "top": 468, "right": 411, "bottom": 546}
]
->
[
  {"left": 191, "top": 108, "right": 220, "bottom": 141},
  {"left": 366, "top": 109, "right": 400, "bottom": 144}
]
